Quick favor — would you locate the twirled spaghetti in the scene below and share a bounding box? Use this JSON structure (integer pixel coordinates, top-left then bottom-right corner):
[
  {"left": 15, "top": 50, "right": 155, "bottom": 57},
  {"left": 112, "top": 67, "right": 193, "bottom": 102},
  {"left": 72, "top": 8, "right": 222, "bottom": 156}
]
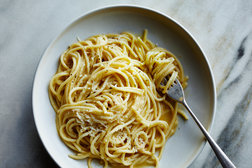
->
[{"left": 49, "top": 30, "right": 187, "bottom": 168}]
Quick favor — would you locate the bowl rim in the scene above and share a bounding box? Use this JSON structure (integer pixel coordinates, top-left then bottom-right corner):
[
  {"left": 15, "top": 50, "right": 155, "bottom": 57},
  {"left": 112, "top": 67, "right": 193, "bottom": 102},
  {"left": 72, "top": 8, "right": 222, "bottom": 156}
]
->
[{"left": 32, "top": 4, "right": 216, "bottom": 168}]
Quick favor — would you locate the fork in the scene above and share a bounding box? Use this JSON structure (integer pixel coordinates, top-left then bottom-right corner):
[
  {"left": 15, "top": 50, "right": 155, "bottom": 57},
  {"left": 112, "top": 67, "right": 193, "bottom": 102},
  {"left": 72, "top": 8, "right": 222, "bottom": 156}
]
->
[{"left": 163, "top": 78, "right": 236, "bottom": 168}]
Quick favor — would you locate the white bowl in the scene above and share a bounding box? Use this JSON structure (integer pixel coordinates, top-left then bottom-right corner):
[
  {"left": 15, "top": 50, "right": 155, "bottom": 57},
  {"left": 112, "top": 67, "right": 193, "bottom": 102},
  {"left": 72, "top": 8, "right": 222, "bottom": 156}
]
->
[{"left": 33, "top": 5, "right": 216, "bottom": 168}]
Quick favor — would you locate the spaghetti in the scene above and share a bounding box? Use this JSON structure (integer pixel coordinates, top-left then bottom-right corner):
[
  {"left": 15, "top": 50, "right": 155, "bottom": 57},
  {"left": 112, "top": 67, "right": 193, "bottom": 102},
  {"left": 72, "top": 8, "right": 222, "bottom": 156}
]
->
[{"left": 49, "top": 30, "right": 187, "bottom": 168}]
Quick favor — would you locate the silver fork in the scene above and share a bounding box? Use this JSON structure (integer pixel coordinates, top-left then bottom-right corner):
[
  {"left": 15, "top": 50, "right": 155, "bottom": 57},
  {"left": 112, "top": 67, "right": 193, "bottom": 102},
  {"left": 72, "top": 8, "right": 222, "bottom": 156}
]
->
[{"left": 164, "top": 78, "right": 236, "bottom": 168}]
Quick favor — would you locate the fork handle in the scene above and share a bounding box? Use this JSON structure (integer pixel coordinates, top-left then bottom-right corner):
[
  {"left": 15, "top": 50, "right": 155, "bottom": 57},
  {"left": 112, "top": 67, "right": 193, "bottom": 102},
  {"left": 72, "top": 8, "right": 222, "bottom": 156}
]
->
[{"left": 182, "top": 100, "right": 236, "bottom": 168}]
